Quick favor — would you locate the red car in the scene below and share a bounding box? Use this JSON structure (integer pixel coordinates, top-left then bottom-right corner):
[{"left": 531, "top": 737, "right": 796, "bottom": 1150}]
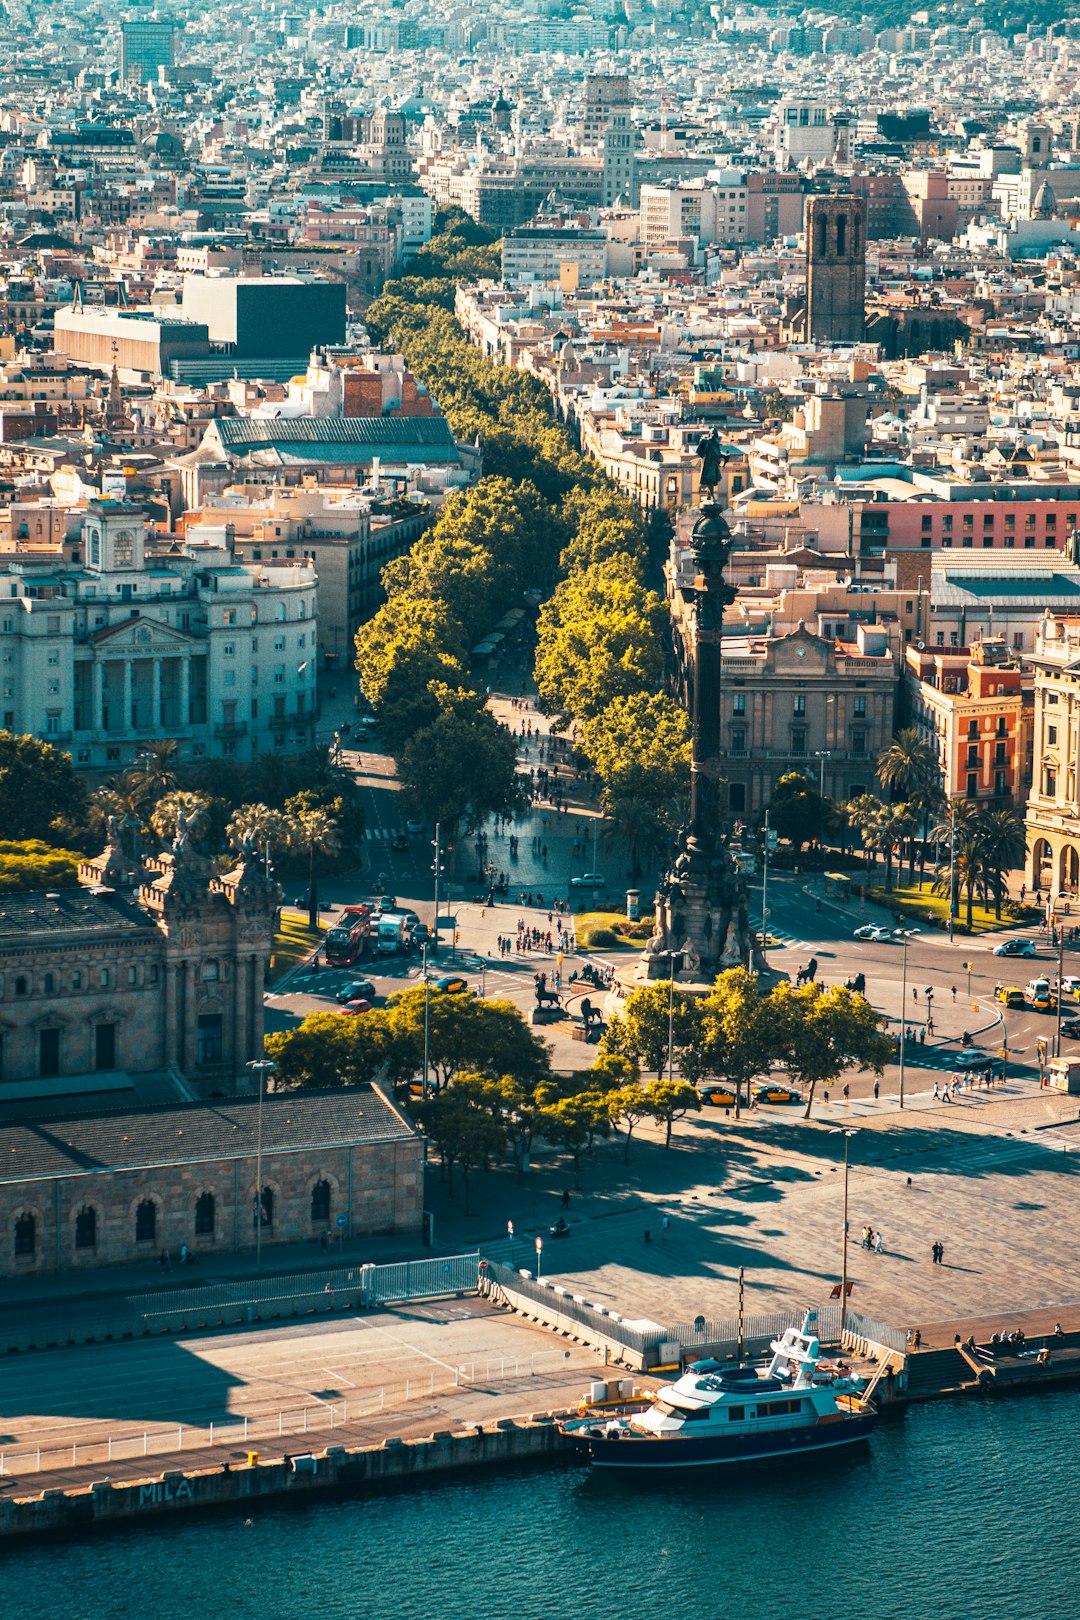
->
[{"left": 340, "top": 998, "right": 374, "bottom": 1017}]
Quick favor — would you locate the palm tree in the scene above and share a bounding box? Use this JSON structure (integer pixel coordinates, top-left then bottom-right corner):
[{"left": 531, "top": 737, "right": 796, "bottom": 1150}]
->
[
  {"left": 975, "top": 804, "right": 1027, "bottom": 919},
  {"left": 150, "top": 790, "right": 210, "bottom": 847},
  {"left": 142, "top": 738, "right": 180, "bottom": 799},
  {"left": 878, "top": 728, "right": 942, "bottom": 882},
  {"left": 931, "top": 800, "right": 984, "bottom": 929},
  {"left": 226, "top": 803, "right": 295, "bottom": 862},
  {"left": 877, "top": 804, "right": 917, "bottom": 893},
  {"left": 294, "top": 807, "right": 340, "bottom": 929},
  {"left": 846, "top": 793, "right": 886, "bottom": 875},
  {"left": 99, "top": 767, "right": 152, "bottom": 858},
  {"left": 601, "top": 790, "right": 671, "bottom": 877}
]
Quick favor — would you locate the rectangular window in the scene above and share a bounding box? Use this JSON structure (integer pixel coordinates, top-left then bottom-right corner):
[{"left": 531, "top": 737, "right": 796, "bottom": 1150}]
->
[
  {"left": 732, "top": 727, "right": 745, "bottom": 751},
  {"left": 733, "top": 693, "right": 746, "bottom": 714},
  {"left": 1049, "top": 726, "right": 1058, "bottom": 745},
  {"left": 197, "top": 1013, "right": 223, "bottom": 1066},
  {"left": 854, "top": 696, "right": 866, "bottom": 717},
  {"left": 967, "top": 772, "right": 978, "bottom": 798},
  {"left": 223, "top": 608, "right": 237, "bottom": 626},
  {"left": 794, "top": 696, "right": 806, "bottom": 716}
]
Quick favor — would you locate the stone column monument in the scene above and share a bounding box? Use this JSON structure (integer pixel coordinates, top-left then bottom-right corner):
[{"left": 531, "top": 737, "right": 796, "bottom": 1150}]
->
[{"left": 643, "top": 500, "right": 754, "bottom": 984}]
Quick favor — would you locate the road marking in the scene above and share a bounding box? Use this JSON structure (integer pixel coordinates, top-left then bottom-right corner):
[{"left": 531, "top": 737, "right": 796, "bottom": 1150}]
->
[{"left": 389, "top": 1337, "right": 463, "bottom": 1375}]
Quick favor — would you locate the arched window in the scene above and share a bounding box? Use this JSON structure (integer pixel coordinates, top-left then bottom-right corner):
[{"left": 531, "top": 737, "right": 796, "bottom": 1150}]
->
[
  {"left": 75, "top": 1207, "right": 96, "bottom": 1249},
  {"left": 202, "top": 959, "right": 220, "bottom": 982},
  {"left": 194, "top": 1191, "right": 215, "bottom": 1236},
  {"left": 255, "top": 1186, "right": 274, "bottom": 1228},
  {"left": 14, "top": 976, "right": 26, "bottom": 997},
  {"left": 43, "top": 972, "right": 54, "bottom": 994},
  {"left": 836, "top": 213, "right": 847, "bottom": 257},
  {"left": 310, "top": 1180, "right": 331, "bottom": 1223},
  {"left": 135, "top": 1199, "right": 157, "bottom": 1242},
  {"left": 14, "top": 1212, "right": 35, "bottom": 1257},
  {"left": 852, "top": 215, "right": 861, "bottom": 256},
  {"left": 816, "top": 213, "right": 827, "bottom": 258}
]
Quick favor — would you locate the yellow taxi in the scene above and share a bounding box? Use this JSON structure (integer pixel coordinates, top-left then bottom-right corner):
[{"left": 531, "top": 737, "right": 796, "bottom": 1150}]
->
[
  {"left": 994, "top": 985, "right": 1026, "bottom": 1009},
  {"left": 699, "top": 1084, "right": 738, "bottom": 1108},
  {"left": 754, "top": 1083, "right": 802, "bottom": 1106}
]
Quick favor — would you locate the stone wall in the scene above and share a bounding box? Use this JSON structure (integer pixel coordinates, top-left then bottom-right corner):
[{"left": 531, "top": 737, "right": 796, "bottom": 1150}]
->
[{"left": 0, "top": 1135, "right": 424, "bottom": 1278}]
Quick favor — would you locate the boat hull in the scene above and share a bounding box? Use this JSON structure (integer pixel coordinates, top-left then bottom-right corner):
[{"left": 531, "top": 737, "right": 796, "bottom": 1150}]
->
[{"left": 563, "top": 1412, "right": 876, "bottom": 1470}]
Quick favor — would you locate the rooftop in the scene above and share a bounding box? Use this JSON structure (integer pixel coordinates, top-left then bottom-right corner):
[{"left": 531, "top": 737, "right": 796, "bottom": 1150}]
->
[
  {"left": 0, "top": 889, "right": 152, "bottom": 942},
  {"left": 0, "top": 1087, "right": 413, "bottom": 1183}
]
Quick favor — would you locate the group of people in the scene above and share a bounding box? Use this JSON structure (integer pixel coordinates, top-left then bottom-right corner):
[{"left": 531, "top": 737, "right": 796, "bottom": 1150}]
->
[
  {"left": 860, "top": 1226, "right": 884, "bottom": 1253},
  {"left": 930, "top": 1240, "right": 946, "bottom": 1265}
]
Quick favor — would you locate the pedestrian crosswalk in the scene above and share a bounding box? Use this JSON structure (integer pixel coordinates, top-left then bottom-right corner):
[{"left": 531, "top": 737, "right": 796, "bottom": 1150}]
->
[{"left": 765, "top": 928, "right": 807, "bottom": 951}]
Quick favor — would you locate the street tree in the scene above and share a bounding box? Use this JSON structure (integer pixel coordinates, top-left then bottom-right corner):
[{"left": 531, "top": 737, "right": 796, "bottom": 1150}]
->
[
  {"left": 696, "top": 967, "right": 778, "bottom": 1116},
  {"left": 540, "top": 1091, "right": 612, "bottom": 1187},
  {"left": 397, "top": 706, "right": 519, "bottom": 833},
  {"left": 534, "top": 556, "right": 666, "bottom": 724},
  {"left": 770, "top": 982, "right": 893, "bottom": 1118},
  {"left": 599, "top": 982, "right": 703, "bottom": 1080},
  {"left": 638, "top": 1078, "right": 702, "bottom": 1148},
  {"left": 611, "top": 1084, "right": 651, "bottom": 1163},
  {"left": 767, "top": 772, "right": 826, "bottom": 854},
  {"left": 264, "top": 1010, "right": 391, "bottom": 1090},
  {"left": 974, "top": 804, "right": 1026, "bottom": 918},
  {"left": 384, "top": 990, "right": 551, "bottom": 1091},
  {"left": 413, "top": 1085, "right": 506, "bottom": 1210}
]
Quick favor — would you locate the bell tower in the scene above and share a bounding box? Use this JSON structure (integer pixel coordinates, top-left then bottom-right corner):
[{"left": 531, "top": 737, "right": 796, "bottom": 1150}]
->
[
  {"left": 806, "top": 195, "right": 866, "bottom": 343},
  {"left": 83, "top": 500, "right": 146, "bottom": 574}
]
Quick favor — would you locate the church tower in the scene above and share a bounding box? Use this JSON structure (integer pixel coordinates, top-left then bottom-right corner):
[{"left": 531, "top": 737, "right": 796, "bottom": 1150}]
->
[{"left": 806, "top": 195, "right": 867, "bottom": 343}]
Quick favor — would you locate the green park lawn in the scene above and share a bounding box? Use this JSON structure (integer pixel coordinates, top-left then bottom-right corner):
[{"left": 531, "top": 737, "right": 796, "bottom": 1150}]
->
[
  {"left": 575, "top": 910, "right": 653, "bottom": 949},
  {"left": 270, "top": 909, "right": 326, "bottom": 983},
  {"left": 871, "top": 881, "right": 1016, "bottom": 935}
]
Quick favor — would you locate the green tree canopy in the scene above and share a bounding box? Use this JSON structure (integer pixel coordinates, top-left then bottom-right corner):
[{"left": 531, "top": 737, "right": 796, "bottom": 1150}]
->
[
  {"left": 534, "top": 557, "right": 666, "bottom": 724},
  {"left": 0, "top": 839, "right": 84, "bottom": 892},
  {"left": 770, "top": 981, "right": 893, "bottom": 1117},
  {"left": 0, "top": 732, "right": 87, "bottom": 841},
  {"left": 264, "top": 1010, "right": 392, "bottom": 1090},
  {"left": 397, "top": 707, "right": 519, "bottom": 832},
  {"left": 599, "top": 982, "right": 703, "bottom": 1080}
]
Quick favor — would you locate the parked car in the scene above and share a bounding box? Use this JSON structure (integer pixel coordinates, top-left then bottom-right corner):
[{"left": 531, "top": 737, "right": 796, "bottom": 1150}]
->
[
  {"left": 336, "top": 978, "right": 376, "bottom": 1003},
  {"left": 391, "top": 831, "right": 409, "bottom": 851},
  {"left": 570, "top": 872, "right": 605, "bottom": 889},
  {"left": 699, "top": 1085, "right": 738, "bottom": 1108},
  {"left": 339, "top": 998, "right": 374, "bottom": 1017},
  {"left": 1059, "top": 975, "right": 1080, "bottom": 997},
  {"left": 1061, "top": 1019, "right": 1080, "bottom": 1039},
  {"left": 754, "top": 1084, "right": 802, "bottom": 1106},
  {"left": 995, "top": 985, "right": 1026, "bottom": 1008},
  {"left": 992, "top": 939, "right": 1037, "bottom": 957},
  {"left": 853, "top": 925, "right": 894, "bottom": 943},
  {"left": 406, "top": 819, "right": 424, "bottom": 836}
]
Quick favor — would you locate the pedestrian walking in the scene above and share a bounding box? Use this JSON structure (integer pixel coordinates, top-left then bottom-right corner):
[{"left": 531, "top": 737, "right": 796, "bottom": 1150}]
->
[
  {"left": 951, "top": 985, "right": 957, "bottom": 1003},
  {"left": 912, "top": 1328, "right": 922, "bottom": 1350},
  {"left": 874, "top": 1230, "right": 883, "bottom": 1254},
  {"left": 927, "top": 1015, "right": 935, "bottom": 1035},
  {"left": 873, "top": 1081, "right": 880, "bottom": 1100},
  {"left": 932, "top": 1080, "right": 940, "bottom": 1100},
  {"left": 919, "top": 1027, "right": 926, "bottom": 1045},
  {"left": 662, "top": 1215, "right": 670, "bottom": 1234}
]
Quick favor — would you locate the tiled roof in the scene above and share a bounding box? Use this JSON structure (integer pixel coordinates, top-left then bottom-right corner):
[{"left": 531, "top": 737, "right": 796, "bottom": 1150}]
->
[
  {"left": 0, "top": 1087, "right": 413, "bottom": 1183},
  {"left": 0, "top": 889, "right": 153, "bottom": 942}
]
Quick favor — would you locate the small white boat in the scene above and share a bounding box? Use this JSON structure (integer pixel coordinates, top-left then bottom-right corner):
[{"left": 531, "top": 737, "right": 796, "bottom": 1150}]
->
[{"left": 560, "top": 1312, "right": 876, "bottom": 1470}]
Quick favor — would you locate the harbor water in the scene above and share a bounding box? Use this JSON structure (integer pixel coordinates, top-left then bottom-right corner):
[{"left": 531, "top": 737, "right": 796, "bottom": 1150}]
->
[{"left": 3, "top": 1390, "right": 1079, "bottom": 1619}]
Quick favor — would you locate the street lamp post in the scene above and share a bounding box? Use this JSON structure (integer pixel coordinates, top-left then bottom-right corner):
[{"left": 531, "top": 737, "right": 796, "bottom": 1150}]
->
[
  {"left": 948, "top": 803, "right": 958, "bottom": 945},
  {"left": 507, "top": 1219, "right": 515, "bottom": 1267},
  {"left": 897, "top": 930, "right": 920, "bottom": 1110},
  {"left": 831, "top": 1127, "right": 857, "bottom": 1338},
  {"left": 535, "top": 1235, "right": 543, "bottom": 1281},
  {"left": 667, "top": 962, "right": 676, "bottom": 1086},
  {"left": 761, "top": 808, "right": 771, "bottom": 967},
  {"left": 815, "top": 750, "right": 831, "bottom": 879},
  {"left": 247, "top": 1059, "right": 275, "bottom": 1270},
  {"left": 421, "top": 942, "right": 431, "bottom": 1098}
]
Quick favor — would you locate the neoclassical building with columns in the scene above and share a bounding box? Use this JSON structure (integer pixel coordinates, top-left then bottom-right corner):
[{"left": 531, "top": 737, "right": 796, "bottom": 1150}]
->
[
  {"left": 1027, "top": 613, "right": 1080, "bottom": 894},
  {"left": 0, "top": 498, "right": 317, "bottom": 772}
]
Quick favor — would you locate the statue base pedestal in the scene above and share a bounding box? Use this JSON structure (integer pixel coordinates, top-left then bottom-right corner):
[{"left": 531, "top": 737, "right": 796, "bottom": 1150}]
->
[{"left": 641, "top": 852, "right": 758, "bottom": 986}]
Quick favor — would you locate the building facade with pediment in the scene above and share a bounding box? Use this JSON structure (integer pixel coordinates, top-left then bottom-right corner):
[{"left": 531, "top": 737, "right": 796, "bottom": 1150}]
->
[
  {"left": 0, "top": 830, "right": 277, "bottom": 1106},
  {"left": 0, "top": 498, "right": 317, "bottom": 772}
]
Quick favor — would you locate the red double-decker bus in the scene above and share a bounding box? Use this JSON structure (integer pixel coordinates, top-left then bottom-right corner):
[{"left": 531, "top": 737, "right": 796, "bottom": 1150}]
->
[{"left": 324, "top": 905, "right": 372, "bottom": 967}]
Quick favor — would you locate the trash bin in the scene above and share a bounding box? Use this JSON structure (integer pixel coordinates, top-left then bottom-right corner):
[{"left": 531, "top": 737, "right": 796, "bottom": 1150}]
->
[{"left": 247, "top": 1451, "right": 259, "bottom": 1467}]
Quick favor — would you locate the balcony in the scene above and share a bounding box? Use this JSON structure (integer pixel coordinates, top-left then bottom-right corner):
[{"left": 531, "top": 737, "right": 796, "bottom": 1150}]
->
[{"left": 214, "top": 722, "right": 248, "bottom": 739}]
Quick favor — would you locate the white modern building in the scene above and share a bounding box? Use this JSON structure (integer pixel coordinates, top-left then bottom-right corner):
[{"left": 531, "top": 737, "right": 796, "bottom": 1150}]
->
[{"left": 0, "top": 500, "right": 317, "bottom": 770}]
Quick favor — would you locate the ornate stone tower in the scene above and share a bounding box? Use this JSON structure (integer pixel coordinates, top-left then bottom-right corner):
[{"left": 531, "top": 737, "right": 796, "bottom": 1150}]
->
[
  {"left": 644, "top": 502, "right": 753, "bottom": 984},
  {"left": 806, "top": 195, "right": 867, "bottom": 343}
]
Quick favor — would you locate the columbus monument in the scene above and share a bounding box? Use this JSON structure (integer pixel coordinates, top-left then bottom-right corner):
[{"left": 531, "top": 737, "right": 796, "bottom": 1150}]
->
[{"left": 643, "top": 496, "right": 755, "bottom": 982}]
